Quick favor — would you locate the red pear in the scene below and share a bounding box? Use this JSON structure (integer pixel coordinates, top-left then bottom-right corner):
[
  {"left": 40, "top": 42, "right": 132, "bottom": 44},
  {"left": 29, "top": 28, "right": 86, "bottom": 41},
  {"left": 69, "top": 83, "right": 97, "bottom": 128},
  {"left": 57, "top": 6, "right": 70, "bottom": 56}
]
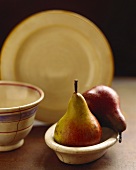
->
[{"left": 83, "top": 85, "right": 127, "bottom": 142}]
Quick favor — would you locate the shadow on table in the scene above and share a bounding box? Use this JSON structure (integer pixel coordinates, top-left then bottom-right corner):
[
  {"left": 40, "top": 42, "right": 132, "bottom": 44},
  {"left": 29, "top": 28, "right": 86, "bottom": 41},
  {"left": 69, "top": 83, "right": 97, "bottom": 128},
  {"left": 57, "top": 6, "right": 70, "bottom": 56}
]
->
[{"left": 0, "top": 125, "right": 115, "bottom": 170}]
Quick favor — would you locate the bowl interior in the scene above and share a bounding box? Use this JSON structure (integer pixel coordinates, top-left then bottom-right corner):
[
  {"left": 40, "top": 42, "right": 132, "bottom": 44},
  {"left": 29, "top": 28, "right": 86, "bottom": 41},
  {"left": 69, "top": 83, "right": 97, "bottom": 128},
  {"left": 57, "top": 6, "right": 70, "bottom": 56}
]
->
[{"left": 0, "top": 81, "right": 43, "bottom": 108}]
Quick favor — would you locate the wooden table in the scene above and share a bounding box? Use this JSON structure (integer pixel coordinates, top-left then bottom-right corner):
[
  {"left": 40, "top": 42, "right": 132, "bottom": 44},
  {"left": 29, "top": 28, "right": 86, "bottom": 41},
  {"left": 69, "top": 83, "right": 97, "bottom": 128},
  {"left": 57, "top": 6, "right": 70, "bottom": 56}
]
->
[{"left": 0, "top": 77, "right": 135, "bottom": 170}]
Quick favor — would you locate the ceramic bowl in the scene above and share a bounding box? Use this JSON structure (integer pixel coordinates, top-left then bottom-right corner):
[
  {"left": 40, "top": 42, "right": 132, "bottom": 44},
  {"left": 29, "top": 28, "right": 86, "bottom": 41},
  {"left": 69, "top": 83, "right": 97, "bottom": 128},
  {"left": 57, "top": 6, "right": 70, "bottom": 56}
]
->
[
  {"left": 45, "top": 123, "right": 119, "bottom": 164},
  {"left": 0, "top": 81, "right": 44, "bottom": 151}
]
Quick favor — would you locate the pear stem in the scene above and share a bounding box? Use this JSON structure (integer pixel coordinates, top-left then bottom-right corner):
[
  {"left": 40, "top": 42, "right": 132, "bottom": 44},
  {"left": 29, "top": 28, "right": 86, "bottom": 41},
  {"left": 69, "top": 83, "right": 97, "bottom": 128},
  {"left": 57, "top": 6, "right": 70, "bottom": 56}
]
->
[
  {"left": 119, "top": 132, "right": 122, "bottom": 143},
  {"left": 74, "top": 79, "right": 78, "bottom": 93}
]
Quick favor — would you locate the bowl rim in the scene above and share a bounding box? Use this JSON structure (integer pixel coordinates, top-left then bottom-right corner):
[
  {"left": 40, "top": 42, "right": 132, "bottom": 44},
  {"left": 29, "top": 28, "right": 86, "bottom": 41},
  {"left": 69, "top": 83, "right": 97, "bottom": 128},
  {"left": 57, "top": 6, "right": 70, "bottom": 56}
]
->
[
  {"left": 45, "top": 123, "right": 119, "bottom": 154},
  {"left": 0, "top": 80, "right": 44, "bottom": 112}
]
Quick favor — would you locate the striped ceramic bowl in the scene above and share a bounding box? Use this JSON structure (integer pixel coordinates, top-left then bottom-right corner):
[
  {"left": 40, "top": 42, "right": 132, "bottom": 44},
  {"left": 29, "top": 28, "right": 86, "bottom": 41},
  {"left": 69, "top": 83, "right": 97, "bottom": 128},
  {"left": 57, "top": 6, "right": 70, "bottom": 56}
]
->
[{"left": 0, "top": 81, "right": 44, "bottom": 151}]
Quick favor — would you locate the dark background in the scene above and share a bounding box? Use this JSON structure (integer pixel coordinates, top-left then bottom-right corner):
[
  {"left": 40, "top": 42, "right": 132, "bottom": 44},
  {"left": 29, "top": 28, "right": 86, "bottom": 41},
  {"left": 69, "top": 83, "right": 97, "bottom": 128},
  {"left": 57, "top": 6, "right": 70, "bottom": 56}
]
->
[{"left": 0, "top": 0, "right": 135, "bottom": 76}]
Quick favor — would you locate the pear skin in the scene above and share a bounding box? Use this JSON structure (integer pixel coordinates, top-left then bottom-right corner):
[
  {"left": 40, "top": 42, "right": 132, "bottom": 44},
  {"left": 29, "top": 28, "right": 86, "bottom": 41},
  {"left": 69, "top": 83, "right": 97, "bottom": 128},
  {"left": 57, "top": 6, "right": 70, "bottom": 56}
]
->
[
  {"left": 83, "top": 85, "right": 127, "bottom": 135},
  {"left": 54, "top": 81, "right": 102, "bottom": 147}
]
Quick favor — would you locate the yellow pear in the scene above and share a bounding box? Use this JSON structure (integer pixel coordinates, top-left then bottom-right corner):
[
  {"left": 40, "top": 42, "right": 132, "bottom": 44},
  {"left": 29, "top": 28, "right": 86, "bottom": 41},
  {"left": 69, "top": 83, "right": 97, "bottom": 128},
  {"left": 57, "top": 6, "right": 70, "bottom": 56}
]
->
[{"left": 54, "top": 80, "right": 102, "bottom": 147}]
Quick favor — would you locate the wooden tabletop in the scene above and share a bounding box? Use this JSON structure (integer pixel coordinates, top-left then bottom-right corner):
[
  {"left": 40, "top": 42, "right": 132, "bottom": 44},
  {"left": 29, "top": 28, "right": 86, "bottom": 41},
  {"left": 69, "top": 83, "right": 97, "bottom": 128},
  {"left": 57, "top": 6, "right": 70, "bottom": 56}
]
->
[{"left": 0, "top": 77, "right": 135, "bottom": 170}]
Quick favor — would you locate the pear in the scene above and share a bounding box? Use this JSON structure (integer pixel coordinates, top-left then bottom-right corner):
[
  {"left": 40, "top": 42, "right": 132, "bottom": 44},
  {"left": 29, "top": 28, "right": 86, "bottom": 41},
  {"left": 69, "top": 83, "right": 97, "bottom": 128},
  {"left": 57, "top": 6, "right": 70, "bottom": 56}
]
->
[
  {"left": 83, "top": 85, "right": 127, "bottom": 143},
  {"left": 54, "top": 80, "right": 102, "bottom": 147}
]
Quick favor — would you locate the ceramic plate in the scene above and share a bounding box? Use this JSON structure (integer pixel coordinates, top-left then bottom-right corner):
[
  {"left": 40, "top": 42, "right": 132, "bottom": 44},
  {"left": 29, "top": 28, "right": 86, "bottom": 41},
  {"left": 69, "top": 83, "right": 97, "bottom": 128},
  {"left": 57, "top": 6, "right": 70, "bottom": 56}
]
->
[{"left": 1, "top": 10, "right": 114, "bottom": 123}]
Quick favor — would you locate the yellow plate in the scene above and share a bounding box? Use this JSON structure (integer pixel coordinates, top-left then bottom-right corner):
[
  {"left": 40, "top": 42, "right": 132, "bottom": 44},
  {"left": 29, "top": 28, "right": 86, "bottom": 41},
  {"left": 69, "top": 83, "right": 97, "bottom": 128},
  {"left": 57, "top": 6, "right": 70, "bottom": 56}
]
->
[{"left": 1, "top": 10, "right": 114, "bottom": 123}]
